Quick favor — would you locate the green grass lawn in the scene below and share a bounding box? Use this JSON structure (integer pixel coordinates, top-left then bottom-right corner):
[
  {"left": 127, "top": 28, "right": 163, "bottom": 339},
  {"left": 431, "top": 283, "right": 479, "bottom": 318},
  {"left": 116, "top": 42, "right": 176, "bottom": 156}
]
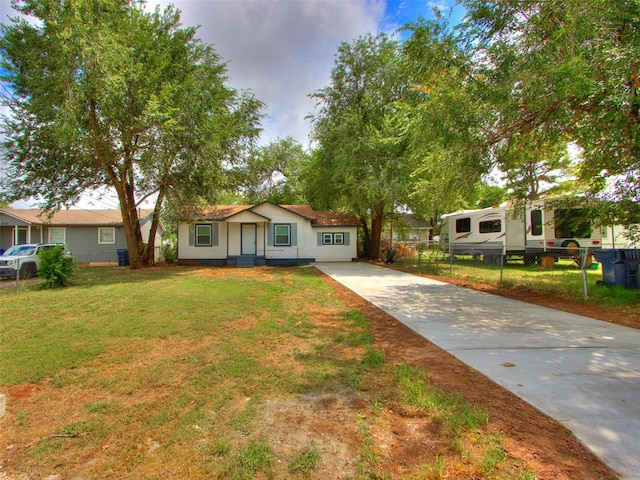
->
[
  {"left": 0, "top": 266, "right": 538, "bottom": 479},
  {"left": 396, "top": 250, "right": 640, "bottom": 310}
]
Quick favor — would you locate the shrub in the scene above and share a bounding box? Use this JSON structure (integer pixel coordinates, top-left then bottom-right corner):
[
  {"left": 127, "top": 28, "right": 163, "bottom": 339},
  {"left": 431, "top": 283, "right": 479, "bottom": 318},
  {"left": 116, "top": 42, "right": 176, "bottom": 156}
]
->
[
  {"left": 161, "top": 233, "right": 177, "bottom": 263},
  {"left": 38, "top": 245, "right": 74, "bottom": 288}
]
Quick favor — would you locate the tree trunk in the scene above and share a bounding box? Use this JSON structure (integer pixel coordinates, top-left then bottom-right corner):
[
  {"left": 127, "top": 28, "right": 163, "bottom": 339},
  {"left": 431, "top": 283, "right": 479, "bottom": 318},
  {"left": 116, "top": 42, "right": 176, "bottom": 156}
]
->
[
  {"left": 360, "top": 217, "right": 371, "bottom": 259},
  {"left": 142, "top": 188, "right": 165, "bottom": 267},
  {"left": 112, "top": 173, "right": 146, "bottom": 269},
  {"left": 368, "top": 203, "right": 385, "bottom": 260}
]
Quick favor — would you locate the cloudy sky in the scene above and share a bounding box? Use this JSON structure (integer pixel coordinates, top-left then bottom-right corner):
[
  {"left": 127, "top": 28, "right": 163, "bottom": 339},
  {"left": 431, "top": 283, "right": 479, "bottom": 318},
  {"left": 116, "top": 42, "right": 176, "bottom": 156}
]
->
[
  {"left": 147, "top": 0, "right": 460, "bottom": 146},
  {"left": 0, "top": 1, "right": 460, "bottom": 146}
]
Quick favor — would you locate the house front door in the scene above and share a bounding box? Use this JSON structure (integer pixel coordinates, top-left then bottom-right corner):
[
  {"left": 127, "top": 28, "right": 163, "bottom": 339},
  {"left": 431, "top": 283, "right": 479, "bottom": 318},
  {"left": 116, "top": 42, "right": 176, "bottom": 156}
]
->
[{"left": 241, "top": 224, "right": 256, "bottom": 255}]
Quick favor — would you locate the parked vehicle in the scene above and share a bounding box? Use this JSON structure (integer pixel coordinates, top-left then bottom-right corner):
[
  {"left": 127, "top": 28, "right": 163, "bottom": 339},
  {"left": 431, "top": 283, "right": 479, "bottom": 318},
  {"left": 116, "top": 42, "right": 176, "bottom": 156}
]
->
[
  {"left": 0, "top": 243, "right": 70, "bottom": 279},
  {"left": 440, "top": 199, "right": 604, "bottom": 264}
]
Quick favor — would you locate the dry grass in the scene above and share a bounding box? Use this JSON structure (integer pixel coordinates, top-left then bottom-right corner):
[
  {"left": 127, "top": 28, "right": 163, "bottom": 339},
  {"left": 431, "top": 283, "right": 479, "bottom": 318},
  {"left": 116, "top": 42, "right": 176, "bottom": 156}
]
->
[{"left": 0, "top": 266, "right": 535, "bottom": 479}]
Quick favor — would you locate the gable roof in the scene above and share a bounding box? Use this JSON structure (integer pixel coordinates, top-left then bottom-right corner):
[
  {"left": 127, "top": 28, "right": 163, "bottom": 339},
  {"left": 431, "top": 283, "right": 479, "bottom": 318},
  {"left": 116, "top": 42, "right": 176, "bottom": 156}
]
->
[
  {"left": 0, "top": 208, "right": 156, "bottom": 226},
  {"left": 396, "top": 214, "right": 431, "bottom": 230},
  {"left": 185, "top": 203, "right": 360, "bottom": 227}
]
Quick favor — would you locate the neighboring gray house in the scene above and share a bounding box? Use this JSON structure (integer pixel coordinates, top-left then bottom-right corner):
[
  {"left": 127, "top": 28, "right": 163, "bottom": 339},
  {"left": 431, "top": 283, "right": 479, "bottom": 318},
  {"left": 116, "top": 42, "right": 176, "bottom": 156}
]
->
[
  {"left": 0, "top": 208, "right": 164, "bottom": 264},
  {"left": 178, "top": 202, "right": 360, "bottom": 267},
  {"left": 385, "top": 214, "right": 432, "bottom": 247}
]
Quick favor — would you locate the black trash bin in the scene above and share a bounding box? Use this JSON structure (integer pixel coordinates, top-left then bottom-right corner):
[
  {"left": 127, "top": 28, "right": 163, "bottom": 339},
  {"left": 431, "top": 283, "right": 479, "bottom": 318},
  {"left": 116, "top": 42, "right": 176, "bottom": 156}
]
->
[
  {"left": 593, "top": 249, "right": 639, "bottom": 289},
  {"left": 117, "top": 248, "right": 130, "bottom": 267}
]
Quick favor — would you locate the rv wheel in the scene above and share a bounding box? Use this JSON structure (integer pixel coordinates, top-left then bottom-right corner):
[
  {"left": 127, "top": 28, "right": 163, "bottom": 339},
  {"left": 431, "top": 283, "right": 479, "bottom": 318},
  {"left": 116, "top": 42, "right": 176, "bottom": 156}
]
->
[
  {"left": 562, "top": 240, "right": 582, "bottom": 264},
  {"left": 563, "top": 240, "right": 580, "bottom": 255}
]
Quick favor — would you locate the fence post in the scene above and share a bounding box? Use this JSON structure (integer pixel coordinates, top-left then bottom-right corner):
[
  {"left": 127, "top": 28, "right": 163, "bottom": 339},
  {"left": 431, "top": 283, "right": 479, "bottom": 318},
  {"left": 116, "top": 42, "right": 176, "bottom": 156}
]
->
[
  {"left": 15, "top": 257, "right": 20, "bottom": 293},
  {"left": 500, "top": 246, "right": 505, "bottom": 285},
  {"left": 581, "top": 247, "right": 590, "bottom": 299},
  {"left": 449, "top": 243, "right": 453, "bottom": 274}
]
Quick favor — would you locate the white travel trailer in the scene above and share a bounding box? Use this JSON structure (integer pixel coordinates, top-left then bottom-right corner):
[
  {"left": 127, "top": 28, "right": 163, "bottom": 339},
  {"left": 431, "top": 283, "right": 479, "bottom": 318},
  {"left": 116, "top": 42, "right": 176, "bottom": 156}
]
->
[
  {"left": 440, "top": 199, "right": 604, "bottom": 264},
  {"left": 440, "top": 204, "right": 524, "bottom": 263},
  {"left": 600, "top": 224, "right": 639, "bottom": 249}
]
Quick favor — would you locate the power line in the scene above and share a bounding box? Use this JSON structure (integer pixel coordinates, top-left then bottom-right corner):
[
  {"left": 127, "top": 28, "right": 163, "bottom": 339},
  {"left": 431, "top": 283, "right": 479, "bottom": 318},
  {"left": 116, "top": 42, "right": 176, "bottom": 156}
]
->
[{"left": 0, "top": 82, "right": 18, "bottom": 103}]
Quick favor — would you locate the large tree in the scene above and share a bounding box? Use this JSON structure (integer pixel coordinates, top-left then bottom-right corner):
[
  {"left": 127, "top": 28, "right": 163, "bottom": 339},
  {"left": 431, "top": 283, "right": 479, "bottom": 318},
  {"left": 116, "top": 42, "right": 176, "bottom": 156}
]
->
[
  {"left": 463, "top": 0, "right": 640, "bottom": 222},
  {"left": 0, "top": 0, "right": 263, "bottom": 268},
  {"left": 231, "top": 136, "right": 310, "bottom": 205},
  {"left": 308, "top": 33, "right": 413, "bottom": 260},
  {"left": 399, "top": 17, "right": 493, "bottom": 225}
]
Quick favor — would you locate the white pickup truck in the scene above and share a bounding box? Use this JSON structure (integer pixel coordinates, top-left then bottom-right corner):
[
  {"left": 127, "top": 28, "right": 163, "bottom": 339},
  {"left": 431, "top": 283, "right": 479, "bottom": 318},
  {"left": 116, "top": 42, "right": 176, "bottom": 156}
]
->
[{"left": 0, "top": 243, "right": 68, "bottom": 279}]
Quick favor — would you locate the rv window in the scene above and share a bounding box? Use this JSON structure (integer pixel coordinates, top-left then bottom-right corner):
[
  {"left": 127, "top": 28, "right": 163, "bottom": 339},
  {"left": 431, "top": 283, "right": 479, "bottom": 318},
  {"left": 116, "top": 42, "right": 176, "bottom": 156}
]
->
[
  {"left": 479, "top": 220, "right": 501, "bottom": 233},
  {"left": 530, "top": 209, "right": 543, "bottom": 236},
  {"left": 455, "top": 218, "right": 471, "bottom": 233},
  {"left": 554, "top": 209, "right": 591, "bottom": 238}
]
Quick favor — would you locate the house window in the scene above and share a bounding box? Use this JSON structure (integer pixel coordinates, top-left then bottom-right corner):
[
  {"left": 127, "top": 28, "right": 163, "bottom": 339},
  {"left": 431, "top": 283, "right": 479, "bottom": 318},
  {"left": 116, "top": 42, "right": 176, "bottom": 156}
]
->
[
  {"left": 49, "top": 227, "right": 66, "bottom": 244},
  {"left": 98, "top": 227, "right": 116, "bottom": 244},
  {"left": 322, "top": 232, "right": 346, "bottom": 245},
  {"left": 530, "top": 209, "right": 543, "bottom": 236},
  {"left": 274, "top": 224, "right": 291, "bottom": 246},
  {"left": 195, "top": 224, "right": 212, "bottom": 246},
  {"left": 456, "top": 218, "right": 471, "bottom": 233},
  {"left": 479, "top": 220, "right": 501, "bottom": 234}
]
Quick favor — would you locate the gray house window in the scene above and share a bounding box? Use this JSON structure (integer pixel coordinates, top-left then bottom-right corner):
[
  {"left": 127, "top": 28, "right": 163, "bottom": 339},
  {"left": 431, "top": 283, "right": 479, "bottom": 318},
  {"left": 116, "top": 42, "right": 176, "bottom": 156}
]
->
[
  {"left": 274, "top": 224, "right": 291, "bottom": 246},
  {"left": 98, "top": 227, "right": 115, "bottom": 244},
  {"left": 49, "top": 227, "right": 66, "bottom": 244}
]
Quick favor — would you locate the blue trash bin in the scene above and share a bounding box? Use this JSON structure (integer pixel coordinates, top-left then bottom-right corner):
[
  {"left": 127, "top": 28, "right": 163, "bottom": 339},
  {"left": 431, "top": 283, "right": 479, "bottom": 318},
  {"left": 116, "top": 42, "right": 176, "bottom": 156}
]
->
[
  {"left": 620, "top": 249, "right": 639, "bottom": 289},
  {"left": 594, "top": 249, "right": 640, "bottom": 289},
  {"left": 117, "top": 249, "right": 130, "bottom": 267},
  {"left": 593, "top": 250, "right": 617, "bottom": 286}
]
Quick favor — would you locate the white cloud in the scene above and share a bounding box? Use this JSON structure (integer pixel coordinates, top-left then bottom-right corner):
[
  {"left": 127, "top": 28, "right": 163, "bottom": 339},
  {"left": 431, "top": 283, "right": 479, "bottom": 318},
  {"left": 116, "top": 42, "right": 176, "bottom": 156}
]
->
[{"left": 152, "top": 0, "right": 386, "bottom": 146}]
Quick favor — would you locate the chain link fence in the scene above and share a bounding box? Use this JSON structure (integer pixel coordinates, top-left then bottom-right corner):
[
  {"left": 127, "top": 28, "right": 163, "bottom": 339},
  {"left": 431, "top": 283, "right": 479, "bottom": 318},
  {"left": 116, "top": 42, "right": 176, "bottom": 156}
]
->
[
  {"left": 0, "top": 257, "right": 43, "bottom": 293},
  {"left": 394, "top": 242, "right": 605, "bottom": 299}
]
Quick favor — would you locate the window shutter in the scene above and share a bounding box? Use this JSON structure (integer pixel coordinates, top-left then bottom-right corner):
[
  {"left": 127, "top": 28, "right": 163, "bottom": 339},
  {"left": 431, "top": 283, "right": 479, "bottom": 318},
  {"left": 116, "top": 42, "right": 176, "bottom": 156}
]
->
[
  {"left": 317, "top": 232, "right": 323, "bottom": 246},
  {"left": 344, "top": 232, "right": 350, "bottom": 246},
  {"left": 291, "top": 223, "right": 297, "bottom": 246},
  {"left": 267, "top": 224, "right": 274, "bottom": 246},
  {"left": 212, "top": 223, "right": 219, "bottom": 246},
  {"left": 189, "top": 224, "right": 195, "bottom": 246}
]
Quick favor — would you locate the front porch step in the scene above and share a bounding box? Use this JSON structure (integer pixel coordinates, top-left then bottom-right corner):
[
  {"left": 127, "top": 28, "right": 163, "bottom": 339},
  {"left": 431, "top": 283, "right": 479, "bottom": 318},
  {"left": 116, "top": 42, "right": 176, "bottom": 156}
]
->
[{"left": 236, "top": 256, "right": 255, "bottom": 268}]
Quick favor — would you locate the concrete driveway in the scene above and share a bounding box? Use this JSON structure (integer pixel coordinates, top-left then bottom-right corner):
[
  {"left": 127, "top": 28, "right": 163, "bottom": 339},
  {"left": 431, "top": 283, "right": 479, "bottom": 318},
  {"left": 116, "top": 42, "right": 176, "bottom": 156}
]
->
[{"left": 315, "top": 262, "right": 640, "bottom": 480}]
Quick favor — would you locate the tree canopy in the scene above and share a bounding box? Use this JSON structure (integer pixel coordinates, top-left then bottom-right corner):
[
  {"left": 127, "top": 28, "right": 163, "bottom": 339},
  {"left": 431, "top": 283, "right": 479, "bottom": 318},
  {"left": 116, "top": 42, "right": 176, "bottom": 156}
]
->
[
  {"left": 463, "top": 0, "right": 640, "bottom": 222},
  {"left": 308, "top": 33, "right": 415, "bottom": 259},
  {"left": 231, "top": 136, "right": 310, "bottom": 205},
  {"left": 0, "top": 0, "right": 263, "bottom": 267}
]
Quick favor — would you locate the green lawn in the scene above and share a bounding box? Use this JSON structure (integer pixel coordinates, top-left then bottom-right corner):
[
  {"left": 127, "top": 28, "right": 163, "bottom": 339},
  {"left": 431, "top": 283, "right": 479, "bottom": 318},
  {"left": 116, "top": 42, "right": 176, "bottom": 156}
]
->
[
  {"left": 395, "top": 250, "right": 640, "bottom": 309},
  {"left": 0, "top": 266, "right": 537, "bottom": 479}
]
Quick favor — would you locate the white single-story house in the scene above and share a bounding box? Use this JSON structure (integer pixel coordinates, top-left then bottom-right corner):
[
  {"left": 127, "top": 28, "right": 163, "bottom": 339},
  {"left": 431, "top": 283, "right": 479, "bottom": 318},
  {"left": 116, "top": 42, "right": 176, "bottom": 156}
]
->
[
  {"left": 0, "top": 208, "right": 164, "bottom": 264},
  {"left": 177, "top": 202, "right": 360, "bottom": 267}
]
